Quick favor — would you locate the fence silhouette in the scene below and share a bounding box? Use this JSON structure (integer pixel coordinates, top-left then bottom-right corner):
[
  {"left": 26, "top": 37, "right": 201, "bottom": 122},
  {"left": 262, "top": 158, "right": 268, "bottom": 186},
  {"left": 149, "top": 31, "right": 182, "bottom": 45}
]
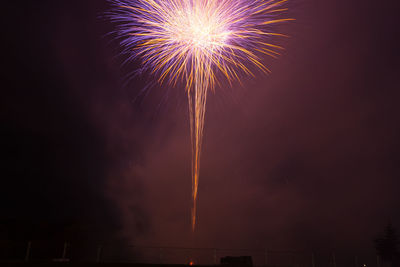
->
[{"left": 0, "top": 240, "right": 380, "bottom": 267}]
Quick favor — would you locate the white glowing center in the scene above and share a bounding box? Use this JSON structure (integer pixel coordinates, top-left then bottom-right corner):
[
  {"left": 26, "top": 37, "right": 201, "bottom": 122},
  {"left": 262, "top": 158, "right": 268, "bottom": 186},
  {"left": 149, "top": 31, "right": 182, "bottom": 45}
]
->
[{"left": 169, "top": 8, "right": 231, "bottom": 49}]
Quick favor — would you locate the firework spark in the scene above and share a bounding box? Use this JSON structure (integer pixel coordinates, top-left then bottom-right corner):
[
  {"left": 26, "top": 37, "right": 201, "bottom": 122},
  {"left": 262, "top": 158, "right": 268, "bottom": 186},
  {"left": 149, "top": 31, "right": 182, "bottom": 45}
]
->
[{"left": 108, "top": 0, "right": 293, "bottom": 232}]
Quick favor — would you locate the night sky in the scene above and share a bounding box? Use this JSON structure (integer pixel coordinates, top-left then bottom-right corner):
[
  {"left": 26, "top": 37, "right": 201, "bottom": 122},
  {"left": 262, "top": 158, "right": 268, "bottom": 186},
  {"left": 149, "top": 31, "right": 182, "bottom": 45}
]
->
[{"left": 1, "top": 0, "right": 400, "bottom": 258}]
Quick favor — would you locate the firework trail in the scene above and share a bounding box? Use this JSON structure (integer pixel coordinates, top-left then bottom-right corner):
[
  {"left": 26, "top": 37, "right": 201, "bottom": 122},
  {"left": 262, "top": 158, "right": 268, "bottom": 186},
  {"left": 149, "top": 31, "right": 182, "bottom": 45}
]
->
[{"left": 108, "top": 0, "right": 293, "bottom": 232}]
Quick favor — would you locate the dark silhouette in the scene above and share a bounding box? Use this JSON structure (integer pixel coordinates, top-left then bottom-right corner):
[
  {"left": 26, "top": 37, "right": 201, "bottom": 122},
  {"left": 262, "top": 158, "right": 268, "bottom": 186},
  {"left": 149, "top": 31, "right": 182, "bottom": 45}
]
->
[
  {"left": 374, "top": 223, "right": 399, "bottom": 266},
  {"left": 221, "top": 256, "right": 253, "bottom": 267}
]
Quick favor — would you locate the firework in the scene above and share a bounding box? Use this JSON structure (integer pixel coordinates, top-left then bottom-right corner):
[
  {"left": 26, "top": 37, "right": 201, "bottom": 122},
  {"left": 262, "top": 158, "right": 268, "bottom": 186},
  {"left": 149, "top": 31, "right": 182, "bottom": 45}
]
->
[{"left": 108, "top": 0, "right": 293, "bottom": 232}]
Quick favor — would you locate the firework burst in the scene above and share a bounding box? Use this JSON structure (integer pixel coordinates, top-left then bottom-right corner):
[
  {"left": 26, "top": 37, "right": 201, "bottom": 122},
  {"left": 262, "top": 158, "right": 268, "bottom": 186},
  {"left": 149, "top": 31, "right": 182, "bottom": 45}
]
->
[{"left": 108, "top": 0, "right": 293, "bottom": 232}]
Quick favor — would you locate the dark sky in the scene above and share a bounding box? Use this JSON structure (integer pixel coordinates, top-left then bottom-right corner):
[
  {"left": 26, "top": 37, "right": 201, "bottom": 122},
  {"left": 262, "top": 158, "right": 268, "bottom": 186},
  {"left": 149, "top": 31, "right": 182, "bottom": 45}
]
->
[{"left": 1, "top": 0, "right": 400, "bottom": 259}]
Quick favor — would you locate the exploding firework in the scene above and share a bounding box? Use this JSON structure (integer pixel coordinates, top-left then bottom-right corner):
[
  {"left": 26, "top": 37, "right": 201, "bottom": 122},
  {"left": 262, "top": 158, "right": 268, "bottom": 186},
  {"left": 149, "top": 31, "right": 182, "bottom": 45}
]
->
[{"left": 108, "top": 0, "right": 293, "bottom": 232}]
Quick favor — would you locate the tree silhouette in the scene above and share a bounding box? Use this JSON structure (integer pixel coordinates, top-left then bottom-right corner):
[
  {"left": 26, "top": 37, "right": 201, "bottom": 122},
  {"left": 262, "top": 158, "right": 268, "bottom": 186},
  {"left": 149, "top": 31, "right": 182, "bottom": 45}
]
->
[{"left": 374, "top": 223, "right": 399, "bottom": 266}]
